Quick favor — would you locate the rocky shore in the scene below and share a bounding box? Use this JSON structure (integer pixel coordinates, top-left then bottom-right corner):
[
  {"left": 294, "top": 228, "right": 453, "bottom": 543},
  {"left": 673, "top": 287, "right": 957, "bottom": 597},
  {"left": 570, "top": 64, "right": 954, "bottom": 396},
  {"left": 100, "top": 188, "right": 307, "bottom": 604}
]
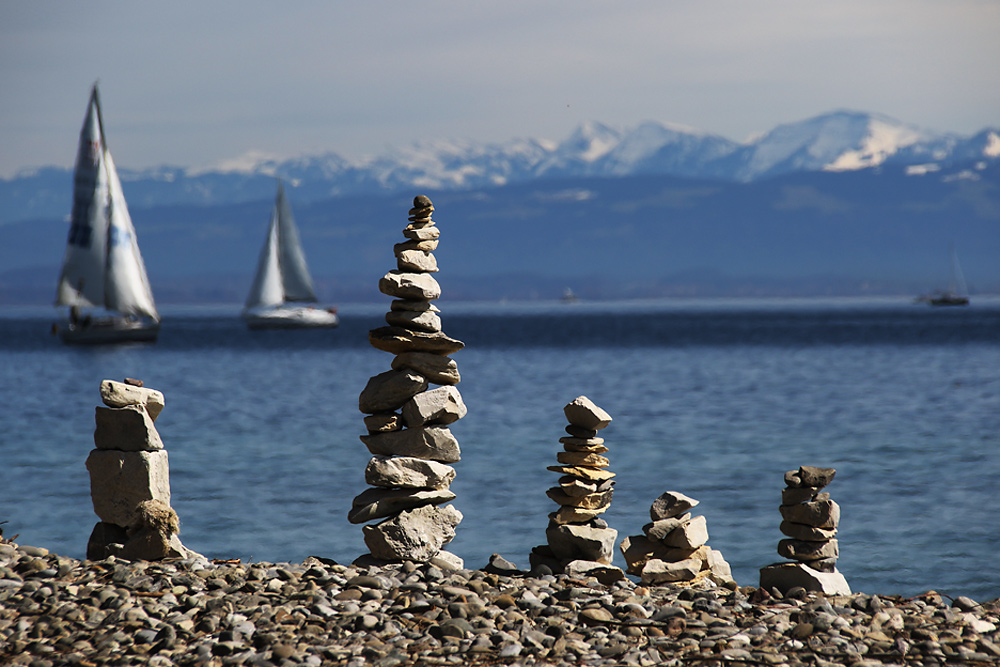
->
[{"left": 2, "top": 539, "right": 998, "bottom": 667}]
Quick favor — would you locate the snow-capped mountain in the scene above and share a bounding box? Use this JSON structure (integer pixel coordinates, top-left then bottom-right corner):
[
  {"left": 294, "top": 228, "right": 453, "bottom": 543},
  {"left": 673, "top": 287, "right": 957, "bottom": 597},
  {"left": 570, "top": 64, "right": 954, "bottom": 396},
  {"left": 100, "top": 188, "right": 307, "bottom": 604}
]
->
[{"left": 1, "top": 110, "right": 996, "bottom": 225}]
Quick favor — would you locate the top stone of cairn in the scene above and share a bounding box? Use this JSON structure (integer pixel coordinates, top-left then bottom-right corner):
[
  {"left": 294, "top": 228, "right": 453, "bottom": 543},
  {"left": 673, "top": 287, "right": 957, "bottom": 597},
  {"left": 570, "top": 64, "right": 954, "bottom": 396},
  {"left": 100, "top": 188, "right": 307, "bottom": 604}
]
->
[{"left": 563, "top": 396, "right": 612, "bottom": 431}]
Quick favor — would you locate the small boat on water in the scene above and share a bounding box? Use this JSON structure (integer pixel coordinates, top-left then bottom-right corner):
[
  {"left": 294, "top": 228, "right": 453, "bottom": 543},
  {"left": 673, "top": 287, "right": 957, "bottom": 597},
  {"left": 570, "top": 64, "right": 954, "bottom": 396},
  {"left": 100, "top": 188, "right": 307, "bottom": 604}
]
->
[
  {"left": 242, "top": 182, "right": 339, "bottom": 329},
  {"left": 54, "top": 84, "right": 160, "bottom": 344},
  {"left": 916, "top": 245, "right": 970, "bottom": 307}
]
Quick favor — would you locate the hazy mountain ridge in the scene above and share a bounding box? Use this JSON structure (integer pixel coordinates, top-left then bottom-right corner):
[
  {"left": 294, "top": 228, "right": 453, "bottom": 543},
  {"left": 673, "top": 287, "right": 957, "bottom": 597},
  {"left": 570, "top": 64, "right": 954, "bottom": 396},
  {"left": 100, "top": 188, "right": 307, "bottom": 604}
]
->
[{"left": 2, "top": 110, "right": 996, "bottom": 225}]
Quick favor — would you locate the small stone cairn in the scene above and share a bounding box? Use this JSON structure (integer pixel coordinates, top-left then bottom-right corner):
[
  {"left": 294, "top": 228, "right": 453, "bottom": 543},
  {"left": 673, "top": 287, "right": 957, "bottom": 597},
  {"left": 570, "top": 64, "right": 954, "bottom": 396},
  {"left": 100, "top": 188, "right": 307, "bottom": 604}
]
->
[
  {"left": 759, "top": 465, "right": 851, "bottom": 595},
  {"left": 85, "top": 379, "right": 201, "bottom": 561},
  {"left": 353, "top": 195, "right": 465, "bottom": 567},
  {"left": 620, "top": 491, "right": 735, "bottom": 587},
  {"left": 530, "top": 396, "right": 624, "bottom": 583}
]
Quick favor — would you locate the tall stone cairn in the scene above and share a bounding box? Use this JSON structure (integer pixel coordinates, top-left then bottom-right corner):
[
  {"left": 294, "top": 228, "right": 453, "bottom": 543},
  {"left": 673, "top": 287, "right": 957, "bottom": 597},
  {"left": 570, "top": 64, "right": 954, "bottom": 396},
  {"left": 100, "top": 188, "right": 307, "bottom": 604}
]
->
[
  {"left": 620, "top": 491, "right": 735, "bottom": 587},
  {"left": 759, "top": 465, "right": 851, "bottom": 595},
  {"left": 85, "top": 379, "right": 201, "bottom": 561},
  {"left": 530, "top": 396, "right": 624, "bottom": 583},
  {"left": 354, "top": 195, "right": 465, "bottom": 567}
]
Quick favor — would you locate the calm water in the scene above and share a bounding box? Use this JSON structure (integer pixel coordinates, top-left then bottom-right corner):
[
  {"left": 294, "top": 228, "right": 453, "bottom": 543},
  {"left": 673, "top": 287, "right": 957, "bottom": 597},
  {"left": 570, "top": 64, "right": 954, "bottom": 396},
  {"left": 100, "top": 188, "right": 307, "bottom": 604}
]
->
[{"left": 1, "top": 297, "right": 998, "bottom": 602}]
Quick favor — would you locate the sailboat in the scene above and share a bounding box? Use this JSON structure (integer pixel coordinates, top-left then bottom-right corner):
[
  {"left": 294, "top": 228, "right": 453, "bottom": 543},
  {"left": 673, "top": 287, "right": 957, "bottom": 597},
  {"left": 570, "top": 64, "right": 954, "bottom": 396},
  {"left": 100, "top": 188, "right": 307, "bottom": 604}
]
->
[
  {"left": 917, "top": 244, "right": 970, "bottom": 307},
  {"left": 242, "top": 182, "right": 339, "bottom": 329},
  {"left": 54, "top": 84, "right": 160, "bottom": 344}
]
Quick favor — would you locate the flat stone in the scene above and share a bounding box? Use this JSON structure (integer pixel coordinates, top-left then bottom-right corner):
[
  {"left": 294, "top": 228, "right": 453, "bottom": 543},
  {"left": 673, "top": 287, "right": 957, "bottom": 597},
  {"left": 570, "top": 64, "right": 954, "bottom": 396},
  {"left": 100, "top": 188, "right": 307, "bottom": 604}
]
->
[
  {"left": 778, "top": 538, "right": 839, "bottom": 562},
  {"left": 363, "top": 504, "right": 462, "bottom": 562},
  {"left": 546, "top": 523, "right": 617, "bottom": 564},
  {"left": 390, "top": 299, "right": 439, "bottom": 312},
  {"left": 549, "top": 506, "right": 608, "bottom": 524},
  {"left": 395, "top": 249, "right": 438, "bottom": 273},
  {"left": 94, "top": 405, "right": 163, "bottom": 451},
  {"left": 391, "top": 351, "right": 461, "bottom": 385},
  {"left": 555, "top": 451, "right": 609, "bottom": 467},
  {"left": 759, "top": 562, "right": 851, "bottom": 595},
  {"left": 359, "top": 369, "right": 428, "bottom": 414},
  {"left": 563, "top": 396, "right": 612, "bottom": 430},
  {"left": 660, "top": 515, "right": 709, "bottom": 549},
  {"left": 547, "top": 465, "right": 615, "bottom": 482},
  {"left": 643, "top": 516, "right": 688, "bottom": 541},
  {"left": 364, "top": 455, "right": 456, "bottom": 489},
  {"left": 779, "top": 499, "right": 840, "bottom": 529},
  {"left": 364, "top": 413, "right": 402, "bottom": 433},
  {"left": 780, "top": 520, "right": 837, "bottom": 541},
  {"left": 361, "top": 426, "right": 461, "bottom": 463},
  {"left": 378, "top": 271, "right": 441, "bottom": 300},
  {"left": 348, "top": 487, "right": 456, "bottom": 524},
  {"left": 100, "top": 380, "right": 165, "bottom": 421},
  {"left": 558, "top": 476, "right": 598, "bottom": 497},
  {"left": 650, "top": 491, "right": 699, "bottom": 521},
  {"left": 369, "top": 327, "right": 465, "bottom": 355},
  {"left": 798, "top": 466, "right": 836, "bottom": 488},
  {"left": 558, "top": 436, "right": 606, "bottom": 451},
  {"left": 565, "top": 424, "right": 599, "bottom": 439},
  {"left": 394, "top": 239, "right": 439, "bottom": 254},
  {"left": 782, "top": 486, "right": 822, "bottom": 505},
  {"left": 402, "top": 226, "right": 440, "bottom": 241},
  {"left": 620, "top": 535, "right": 705, "bottom": 575},
  {"left": 640, "top": 558, "right": 703, "bottom": 584},
  {"left": 706, "top": 546, "right": 735, "bottom": 584},
  {"left": 402, "top": 385, "right": 467, "bottom": 427},
  {"left": 86, "top": 449, "right": 171, "bottom": 527},
  {"left": 563, "top": 560, "right": 626, "bottom": 585},
  {"left": 385, "top": 309, "right": 442, "bottom": 333},
  {"left": 546, "top": 486, "right": 613, "bottom": 510}
]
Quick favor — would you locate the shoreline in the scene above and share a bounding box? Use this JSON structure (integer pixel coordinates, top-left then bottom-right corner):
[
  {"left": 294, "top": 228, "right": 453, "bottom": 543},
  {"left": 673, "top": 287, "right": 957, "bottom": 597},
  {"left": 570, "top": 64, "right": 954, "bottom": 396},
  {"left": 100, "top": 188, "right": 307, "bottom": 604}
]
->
[{"left": 2, "top": 539, "right": 998, "bottom": 666}]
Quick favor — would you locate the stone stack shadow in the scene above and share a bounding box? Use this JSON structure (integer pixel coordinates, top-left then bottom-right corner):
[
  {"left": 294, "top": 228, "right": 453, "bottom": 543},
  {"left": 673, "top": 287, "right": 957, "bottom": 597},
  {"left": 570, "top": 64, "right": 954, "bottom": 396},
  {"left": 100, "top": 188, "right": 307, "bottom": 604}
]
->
[{"left": 354, "top": 196, "right": 465, "bottom": 567}]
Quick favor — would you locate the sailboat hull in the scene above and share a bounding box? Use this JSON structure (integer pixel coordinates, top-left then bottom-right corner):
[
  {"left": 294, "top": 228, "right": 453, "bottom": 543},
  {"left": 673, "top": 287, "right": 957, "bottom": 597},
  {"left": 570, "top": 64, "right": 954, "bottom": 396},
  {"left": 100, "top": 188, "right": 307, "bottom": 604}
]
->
[
  {"left": 58, "top": 317, "right": 160, "bottom": 344},
  {"left": 243, "top": 306, "right": 340, "bottom": 330}
]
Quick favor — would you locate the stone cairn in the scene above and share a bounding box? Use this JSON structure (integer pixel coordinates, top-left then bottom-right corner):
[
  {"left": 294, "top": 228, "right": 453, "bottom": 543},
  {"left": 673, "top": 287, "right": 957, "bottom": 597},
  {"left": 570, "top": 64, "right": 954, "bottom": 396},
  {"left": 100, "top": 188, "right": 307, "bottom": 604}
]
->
[
  {"left": 353, "top": 195, "right": 465, "bottom": 567},
  {"left": 620, "top": 491, "right": 735, "bottom": 587},
  {"left": 85, "top": 379, "right": 201, "bottom": 561},
  {"left": 530, "top": 396, "right": 624, "bottom": 583},
  {"left": 759, "top": 465, "right": 851, "bottom": 595}
]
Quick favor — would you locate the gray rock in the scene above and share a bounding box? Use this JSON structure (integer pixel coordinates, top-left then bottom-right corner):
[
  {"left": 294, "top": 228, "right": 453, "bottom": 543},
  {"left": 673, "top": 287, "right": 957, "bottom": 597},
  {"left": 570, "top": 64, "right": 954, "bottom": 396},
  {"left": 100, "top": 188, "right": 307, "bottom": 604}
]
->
[
  {"left": 395, "top": 249, "right": 439, "bottom": 273},
  {"left": 364, "top": 455, "right": 456, "bottom": 489},
  {"left": 348, "top": 487, "right": 456, "bottom": 524},
  {"left": 649, "top": 491, "right": 699, "bottom": 521},
  {"left": 389, "top": 298, "right": 439, "bottom": 312},
  {"left": 358, "top": 370, "right": 428, "bottom": 414},
  {"left": 94, "top": 405, "right": 163, "bottom": 451},
  {"left": 557, "top": 476, "right": 598, "bottom": 498},
  {"left": 86, "top": 449, "right": 171, "bottom": 527},
  {"left": 401, "top": 385, "right": 466, "bottom": 427},
  {"left": 759, "top": 562, "right": 851, "bottom": 595},
  {"left": 361, "top": 426, "right": 461, "bottom": 463},
  {"left": 779, "top": 520, "right": 837, "bottom": 541},
  {"left": 391, "top": 351, "right": 461, "bottom": 385},
  {"left": 640, "top": 558, "right": 702, "bottom": 584},
  {"left": 563, "top": 396, "right": 612, "bottom": 430},
  {"left": 545, "top": 487, "right": 613, "bottom": 510},
  {"left": 402, "top": 225, "right": 440, "bottom": 241},
  {"left": 781, "top": 486, "right": 821, "bottom": 505},
  {"left": 777, "top": 538, "right": 839, "bottom": 562},
  {"left": 546, "top": 523, "right": 617, "bottom": 564},
  {"left": 364, "top": 413, "right": 402, "bottom": 433},
  {"left": 363, "top": 504, "right": 463, "bottom": 562},
  {"left": 385, "top": 308, "right": 442, "bottom": 333},
  {"left": 643, "top": 516, "right": 687, "bottom": 541},
  {"left": 378, "top": 271, "right": 441, "bottom": 300},
  {"left": 393, "top": 239, "right": 439, "bottom": 254},
  {"left": 798, "top": 466, "right": 836, "bottom": 488},
  {"left": 369, "top": 327, "right": 465, "bottom": 355},
  {"left": 779, "top": 499, "right": 840, "bottom": 529},
  {"left": 659, "top": 515, "right": 709, "bottom": 549},
  {"left": 100, "top": 380, "right": 165, "bottom": 421}
]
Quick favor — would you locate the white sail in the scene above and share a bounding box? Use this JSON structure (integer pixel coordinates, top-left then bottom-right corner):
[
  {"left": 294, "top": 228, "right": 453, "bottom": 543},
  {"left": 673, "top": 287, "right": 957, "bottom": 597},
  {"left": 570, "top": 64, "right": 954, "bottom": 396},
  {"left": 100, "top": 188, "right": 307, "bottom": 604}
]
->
[
  {"left": 244, "top": 183, "right": 317, "bottom": 310},
  {"left": 949, "top": 244, "right": 968, "bottom": 298},
  {"left": 55, "top": 85, "right": 158, "bottom": 321}
]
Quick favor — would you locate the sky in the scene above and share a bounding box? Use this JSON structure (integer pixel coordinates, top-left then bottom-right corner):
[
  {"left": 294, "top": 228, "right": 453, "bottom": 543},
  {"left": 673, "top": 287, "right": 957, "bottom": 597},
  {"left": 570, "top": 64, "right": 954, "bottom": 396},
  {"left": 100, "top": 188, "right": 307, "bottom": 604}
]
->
[{"left": 1, "top": 1, "right": 998, "bottom": 178}]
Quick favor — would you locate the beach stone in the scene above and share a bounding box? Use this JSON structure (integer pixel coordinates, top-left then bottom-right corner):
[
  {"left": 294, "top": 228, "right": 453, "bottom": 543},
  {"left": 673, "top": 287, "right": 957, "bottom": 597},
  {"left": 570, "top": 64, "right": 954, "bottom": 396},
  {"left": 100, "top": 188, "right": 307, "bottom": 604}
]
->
[
  {"left": 396, "top": 249, "right": 439, "bottom": 273},
  {"left": 549, "top": 505, "right": 608, "bottom": 524},
  {"left": 798, "top": 466, "right": 836, "bottom": 488},
  {"left": 369, "top": 326, "right": 465, "bottom": 355},
  {"left": 779, "top": 499, "right": 840, "bottom": 529},
  {"left": 555, "top": 451, "right": 609, "bottom": 467},
  {"left": 545, "top": 487, "right": 613, "bottom": 510},
  {"left": 546, "top": 523, "right": 617, "bottom": 564},
  {"left": 759, "top": 562, "right": 852, "bottom": 595},
  {"left": 394, "top": 239, "right": 439, "bottom": 254},
  {"left": 558, "top": 476, "right": 598, "bottom": 497},
  {"left": 348, "top": 487, "right": 456, "bottom": 524},
  {"left": 780, "top": 520, "right": 837, "bottom": 541},
  {"left": 777, "top": 538, "right": 839, "bottom": 562},
  {"left": 640, "top": 557, "right": 702, "bottom": 584},
  {"left": 782, "top": 486, "right": 822, "bottom": 505},
  {"left": 364, "top": 413, "right": 402, "bottom": 433},
  {"left": 86, "top": 522, "right": 128, "bottom": 560},
  {"left": 94, "top": 405, "right": 163, "bottom": 451},
  {"left": 650, "top": 491, "right": 699, "bottom": 521},
  {"left": 706, "top": 546, "right": 735, "bottom": 584},
  {"left": 389, "top": 298, "right": 439, "bottom": 312},
  {"left": 363, "top": 504, "right": 462, "bottom": 562},
  {"left": 402, "top": 225, "right": 440, "bottom": 241},
  {"left": 364, "top": 455, "right": 455, "bottom": 489},
  {"left": 86, "top": 449, "right": 170, "bottom": 527},
  {"left": 660, "top": 515, "right": 709, "bottom": 549},
  {"left": 547, "top": 465, "right": 615, "bottom": 482},
  {"left": 358, "top": 369, "right": 428, "bottom": 414},
  {"left": 378, "top": 271, "right": 441, "bottom": 300},
  {"left": 620, "top": 535, "right": 703, "bottom": 575},
  {"left": 563, "top": 396, "right": 612, "bottom": 430},
  {"left": 565, "top": 424, "right": 599, "bottom": 439},
  {"left": 100, "top": 380, "right": 165, "bottom": 421},
  {"left": 563, "top": 560, "right": 626, "bottom": 585},
  {"left": 402, "top": 385, "right": 467, "bottom": 427},
  {"left": 643, "top": 516, "right": 689, "bottom": 541},
  {"left": 361, "top": 426, "right": 461, "bottom": 463},
  {"left": 385, "top": 308, "right": 442, "bottom": 333},
  {"left": 558, "top": 435, "right": 606, "bottom": 450},
  {"left": 391, "top": 351, "right": 461, "bottom": 385}
]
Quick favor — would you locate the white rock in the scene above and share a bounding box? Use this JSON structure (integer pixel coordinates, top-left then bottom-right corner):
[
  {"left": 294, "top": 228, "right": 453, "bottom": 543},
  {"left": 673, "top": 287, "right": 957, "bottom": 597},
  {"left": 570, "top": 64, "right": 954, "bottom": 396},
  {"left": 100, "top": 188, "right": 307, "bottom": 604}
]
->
[
  {"left": 402, "top": 386, "right": 467, "bottom": 427},
  {"left": 363, "top": 504, "right": 463, "bottom": 562},
  {"left": 660, "top": 514, "right": 709, "bottom": 549},
  {"left": 364, "top": 455, "right": 456, "bottom": 489},
  {"left": 759, "top": 562, "right": 852, "bottom": 595},
  {"left": 85, "top": 449, "right": 170, "bottom": 527},
  {"left": 546, "top": 523, "right": 618, "bottom": 564},
  {"left": 563, "top": 396, "right": 612, "bottom": 430},
  {"left": 396, "top": 249, "right": 439, "bottom": 273},
  {"left": 348, "top": 487, "right": 456, "bottom": 524},
  {"left": 640, "top": 558, "right": 702, "bottom": 584},
  {"left": 385, "top": 309, "right": 442, "bottom": 333},
  {"left": 649, "top": 491, "right": 699, "bottom": 521},
  {"left": 361, "top": 426, "right": 461, "bottom": 463},
  {"left": 378, "top": 271, "right": 441, "bottom": 301},
  {"left": 100, "top": 380, "right": 165, "bottom": 421}
]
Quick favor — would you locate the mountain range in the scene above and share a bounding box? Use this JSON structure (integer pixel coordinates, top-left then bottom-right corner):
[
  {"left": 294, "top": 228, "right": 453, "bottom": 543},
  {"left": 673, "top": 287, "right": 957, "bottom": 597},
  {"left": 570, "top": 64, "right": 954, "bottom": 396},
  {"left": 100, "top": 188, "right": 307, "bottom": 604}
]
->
[{"left": 1, "top": 110, "right": 998, "bottom": 303}]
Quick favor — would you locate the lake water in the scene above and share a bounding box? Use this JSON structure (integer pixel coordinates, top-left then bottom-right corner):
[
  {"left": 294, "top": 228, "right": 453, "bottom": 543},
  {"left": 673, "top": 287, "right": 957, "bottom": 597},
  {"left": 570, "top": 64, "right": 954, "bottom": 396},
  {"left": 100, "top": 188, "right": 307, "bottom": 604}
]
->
[{"left": 1, "top": 297, "right": 998, "bottom": 602}]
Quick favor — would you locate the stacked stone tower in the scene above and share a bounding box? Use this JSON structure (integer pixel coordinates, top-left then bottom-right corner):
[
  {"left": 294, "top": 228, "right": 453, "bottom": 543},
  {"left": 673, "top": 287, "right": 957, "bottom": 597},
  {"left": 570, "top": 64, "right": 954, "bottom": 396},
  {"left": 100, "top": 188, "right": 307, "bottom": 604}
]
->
[
  {"left": 620, "top": 491, "right": 735, "bottom": 586},
  {"left": 530, "top": 396, "right": 623, "bottom": 580},
  {"left": 86, "top": 379, "right": 200, "bottom": 561},
  {"left": 759, "top": 465, "right": 851, "bottom": 595},
  {"left": 353, "top": 195, "right": 465, "bottom": 566}
]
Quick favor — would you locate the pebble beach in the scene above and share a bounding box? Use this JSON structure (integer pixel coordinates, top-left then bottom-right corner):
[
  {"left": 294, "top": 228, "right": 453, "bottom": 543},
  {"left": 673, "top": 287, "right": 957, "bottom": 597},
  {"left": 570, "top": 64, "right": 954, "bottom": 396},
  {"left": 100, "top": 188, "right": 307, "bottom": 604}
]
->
[{"left": 3, "top": 538, "right": 999, "bottom": 667}]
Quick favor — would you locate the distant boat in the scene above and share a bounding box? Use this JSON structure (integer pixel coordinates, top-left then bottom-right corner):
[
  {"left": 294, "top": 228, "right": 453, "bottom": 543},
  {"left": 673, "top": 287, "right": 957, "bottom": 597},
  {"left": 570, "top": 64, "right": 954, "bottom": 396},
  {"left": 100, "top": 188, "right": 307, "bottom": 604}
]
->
[
  {"left": 54, "top": 84, "right": 160, "bottom": 344},
  {"left": 242, "top": 182, "right": 339, "bottom": 329},
  {"left": 917, "top": 244, "right": 970, "bottom": 307},
  {"left": 561, "top": 288, "right": 580, "bottom": 303}
]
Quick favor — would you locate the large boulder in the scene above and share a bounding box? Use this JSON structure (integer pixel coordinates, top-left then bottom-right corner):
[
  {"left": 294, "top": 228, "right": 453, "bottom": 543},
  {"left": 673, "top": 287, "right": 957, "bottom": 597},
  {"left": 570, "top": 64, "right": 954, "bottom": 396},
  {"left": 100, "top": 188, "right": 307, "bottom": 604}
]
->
[
  {"left": 363, "top": 504, "right": 463, "bottom": 562},
  {"left": 86, "top": 449, "right": 170, "bottom": 527}
]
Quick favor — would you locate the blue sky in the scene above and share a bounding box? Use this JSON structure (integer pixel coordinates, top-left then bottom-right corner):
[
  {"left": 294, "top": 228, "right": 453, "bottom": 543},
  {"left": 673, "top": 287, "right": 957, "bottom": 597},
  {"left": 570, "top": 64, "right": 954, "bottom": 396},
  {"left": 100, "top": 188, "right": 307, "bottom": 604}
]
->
[{"left": 1, "top": 1, "right": 997, "bottom": 177}]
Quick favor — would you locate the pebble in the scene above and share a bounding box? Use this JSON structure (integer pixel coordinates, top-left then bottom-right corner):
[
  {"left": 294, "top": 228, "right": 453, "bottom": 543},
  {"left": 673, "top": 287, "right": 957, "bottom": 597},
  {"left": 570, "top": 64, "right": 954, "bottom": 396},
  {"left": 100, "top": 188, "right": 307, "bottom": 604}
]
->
[{"left": 1, "top": 539, "right": 998, "bottom": 666}]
